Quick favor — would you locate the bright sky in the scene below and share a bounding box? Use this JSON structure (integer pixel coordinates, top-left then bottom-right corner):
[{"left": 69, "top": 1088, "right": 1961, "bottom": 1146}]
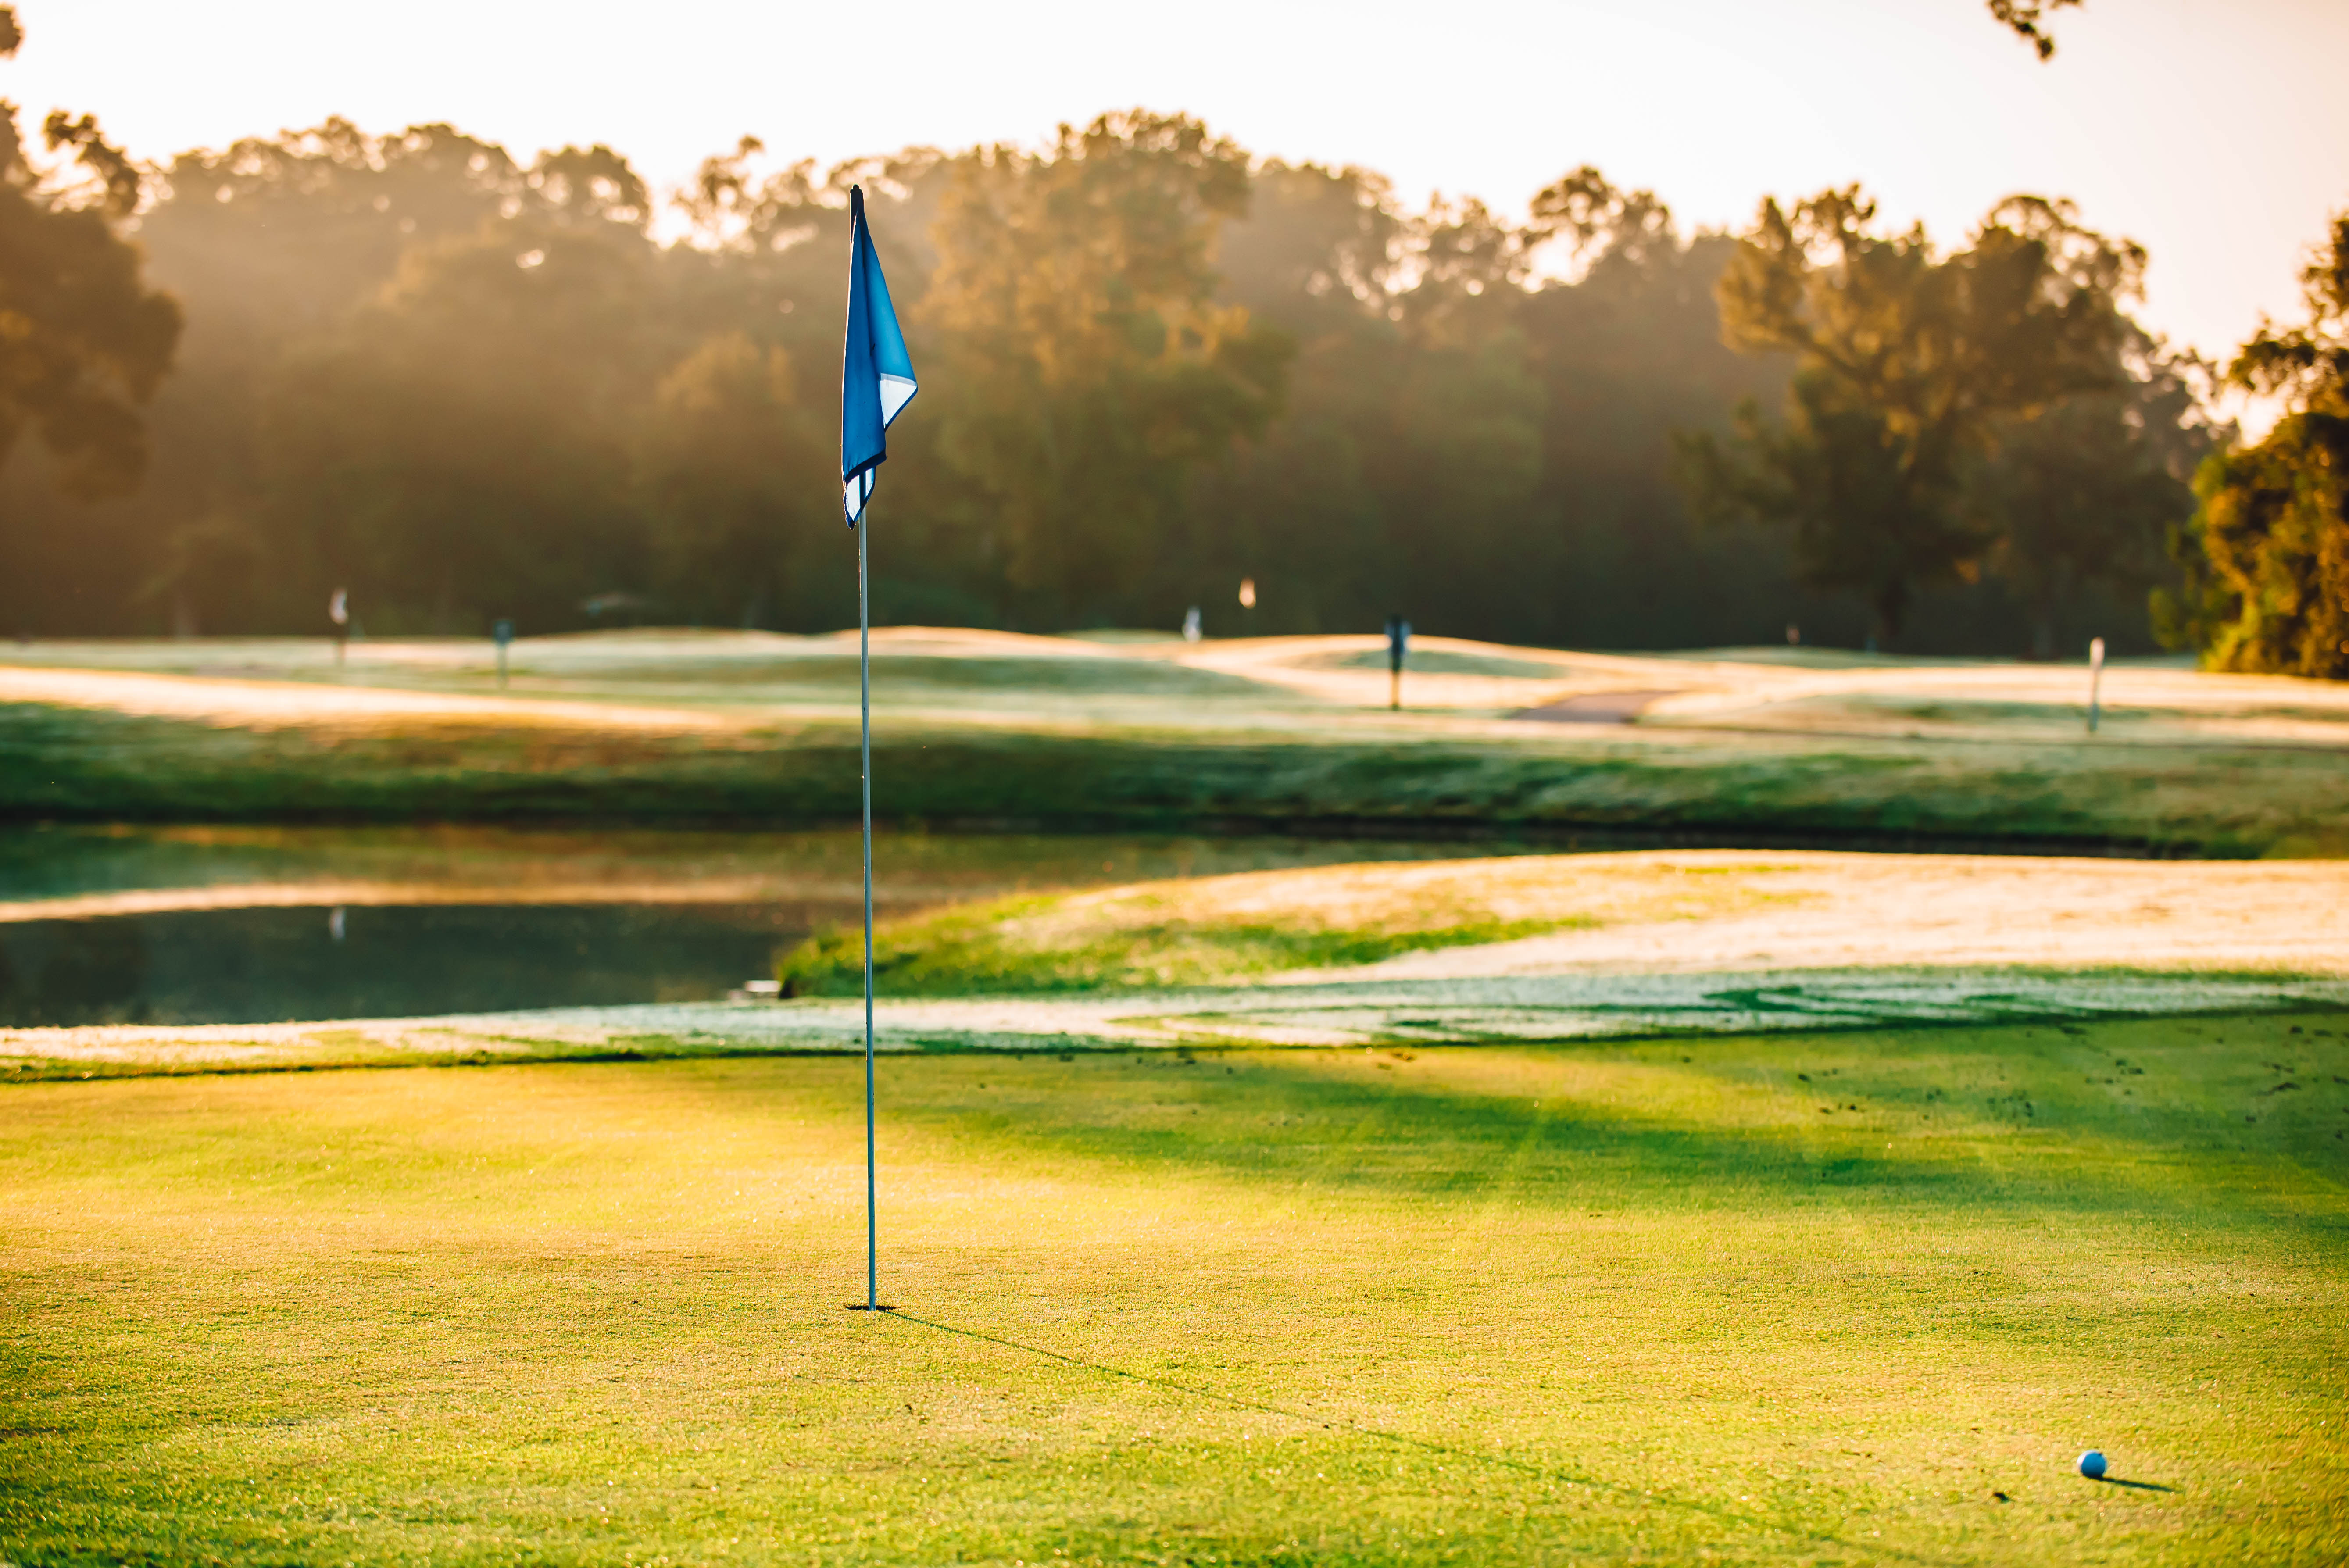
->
[{"left": 16, "top": 0, "right": 2347, "bottom": 404}]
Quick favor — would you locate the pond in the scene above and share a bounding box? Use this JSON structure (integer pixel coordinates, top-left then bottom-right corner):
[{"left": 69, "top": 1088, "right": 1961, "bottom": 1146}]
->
[
  {"left": 0, "top": 825, "right": 1528, "bottom": 1028},
  {"left": 0, "top": 901, "right": 810, "bottom": 1029}
]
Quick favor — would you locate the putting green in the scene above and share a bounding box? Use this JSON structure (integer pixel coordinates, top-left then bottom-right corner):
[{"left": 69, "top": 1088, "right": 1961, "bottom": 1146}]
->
[{"left": 3, "top": 1011, "right": 2343, "bottom": 1564}]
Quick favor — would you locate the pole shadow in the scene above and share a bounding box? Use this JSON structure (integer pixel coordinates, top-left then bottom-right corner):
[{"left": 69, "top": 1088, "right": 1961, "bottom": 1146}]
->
[
  {"left": 2093, "top": 1476, "right": 2177, "bottom": 1493},
  {"left": 880, "top": 1307, "right": 1953, "bottom": 1566}
]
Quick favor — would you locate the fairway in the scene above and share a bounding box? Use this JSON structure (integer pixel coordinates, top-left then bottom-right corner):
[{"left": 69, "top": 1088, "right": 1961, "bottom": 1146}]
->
[
  {"left": 4, "top": 1013, "right": 2344, "bottom": 1565},
  {"left": 7, "top": 632, "right": 2349, "bottom": 856}
]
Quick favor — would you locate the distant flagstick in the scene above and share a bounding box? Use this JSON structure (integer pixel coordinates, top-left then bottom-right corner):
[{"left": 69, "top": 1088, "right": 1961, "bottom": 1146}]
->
[
  {"left": 839, "top": 185, "right": 918, "bottom": 1312},
  {"left": 1385, "top": 615, "right": 1410, "bottom": 711}
]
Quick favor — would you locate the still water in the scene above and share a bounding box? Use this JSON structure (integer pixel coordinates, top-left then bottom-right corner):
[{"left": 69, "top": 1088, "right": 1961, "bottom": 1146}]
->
[
  {"left": 0, "top": 902, "right": 822, "bottom": 1028},
  {"left": 0, "top": 825, "right": 1519, "bottom": 1027}
]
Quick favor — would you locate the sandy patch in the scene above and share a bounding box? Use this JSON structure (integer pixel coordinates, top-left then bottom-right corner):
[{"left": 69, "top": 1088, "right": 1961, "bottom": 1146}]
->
[
  {"left": 8, "top": 968, "right": 2343, "bottom": 1075},
  {"left": 1159, "top": 633, "right": 2349, "bottom": 741},
  {"left": 0, "top": 879, "right": 855, "bottom": 924},
  {"left": 1274, "top": 850, "right": 2349, "bottom": 982},
  {"left": 0, "top": 665, "right": 734, "bottom": 733}
]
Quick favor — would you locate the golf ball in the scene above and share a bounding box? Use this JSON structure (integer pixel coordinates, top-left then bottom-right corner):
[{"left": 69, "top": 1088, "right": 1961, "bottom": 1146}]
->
[{"left": 2077, "top": 1450, "right": 2107, "bottom": 1479}]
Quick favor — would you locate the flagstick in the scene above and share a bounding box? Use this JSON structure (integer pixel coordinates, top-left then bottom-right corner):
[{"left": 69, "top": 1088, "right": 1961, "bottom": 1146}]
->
[
  {"left": 860, "top": 502, "right": 878, "bottom": 1312},
  {"left": 2087, "top": 636, "right": 2106, "bottom": 736}
]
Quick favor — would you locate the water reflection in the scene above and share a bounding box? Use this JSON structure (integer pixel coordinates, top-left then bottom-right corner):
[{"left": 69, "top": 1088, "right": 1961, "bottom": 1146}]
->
[
  {"left": 0, "top": 825, "right": 1553, "bottom": 1029},
  {"left": 0, "top": 901, "right": 829, "bottom": 1027},
  {"left": 0, "top": 914, "right": 152, "bottom": 1026}
]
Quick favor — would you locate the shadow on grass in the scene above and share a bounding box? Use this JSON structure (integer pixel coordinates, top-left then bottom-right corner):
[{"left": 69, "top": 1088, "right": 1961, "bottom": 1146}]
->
[
  {"left": 859, "top": 1026, "right": 2349, "bottom": 1232},
  {"left": 878, "top": 1307, "right": 1946, "bottom": 1564},
  {"left": 7, "top": 696, "right": 2331, "bottom": 856}
]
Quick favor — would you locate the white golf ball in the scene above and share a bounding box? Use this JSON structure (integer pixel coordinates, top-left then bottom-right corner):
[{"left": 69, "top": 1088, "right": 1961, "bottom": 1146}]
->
[{"left": 2077, "top": 1450, "right": 2107, "bottom": 1479}]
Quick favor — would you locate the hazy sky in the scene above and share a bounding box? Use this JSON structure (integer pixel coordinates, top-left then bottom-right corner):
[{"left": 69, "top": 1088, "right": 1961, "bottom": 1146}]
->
[{"left": 17, "top": 0, "right": 2347, "bottom": 407}]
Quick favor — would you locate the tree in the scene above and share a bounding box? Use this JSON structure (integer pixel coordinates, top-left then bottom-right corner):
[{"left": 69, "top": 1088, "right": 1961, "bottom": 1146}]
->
[
  {"left": 0, "top": 6, "right": 180, "bottom": 504},
  {"left": 1978, "top": 332, "right": 2208, "bottom": 657},
  {"left": 0, "top": 4, "right": 184, "bottom": 636},
  {"left": 921, "top": 112, "right": 1292, "bottom": 621},
  {"left": 2160, "top": 213, "right": 2349, "bottom": 679},
  {"left": 1187, "top": 164, "right": 1561, "bottom": 641},
  {"left": 1183, "top": 161, "right": 1401, "bottom": 634},
  {"left": 2, "top": 93, "right": 2185, "bottom": 657},
  {"left": 1518, "top": 170, "right": 1800, "bottom": 650},
  {"left": 111, "top": 119, "right": 540, "bottom": 631},
  {"left": 633, "top": 330, "right": 830, "bottom": 627},
  {"left": 1681, "top": 189, "right": 2139, "bottom": 642},
  {"left": 1371, "top": 193, "right": 1545, "bottom": 634},
  {"left": 1988, "top": 0, "right": 2084, "bottom": 60},
  {"left": 1216, "top": 160, "right": 1398, "bottom": 326},
  {"left": 261, "top": 187, "right": 660, "bottom": 632}
]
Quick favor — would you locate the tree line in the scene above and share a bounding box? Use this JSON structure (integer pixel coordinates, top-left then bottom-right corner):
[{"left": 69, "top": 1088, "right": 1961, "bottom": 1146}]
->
[{"left": 0, "top": 9, "right": 2337, "bottom": 670}]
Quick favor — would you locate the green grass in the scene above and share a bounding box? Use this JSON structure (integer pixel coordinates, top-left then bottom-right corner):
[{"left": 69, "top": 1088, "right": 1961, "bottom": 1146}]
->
[
  {"left": 768, "top": 853, "right": 1796, "bottom": 995},
  {"left": 5, "top": 698, "right": 2344, "bottom": 857},
  {"left": 1305, "top": 648, "right": 1573, "bottom": 679},
  {"left": 4, "top": 1011, "right": 2345, "bottom": 1565},
  {"left": 776, "top": 877, "right": 1596, "bottom": 996},
  {"left": 783, "top": 901, "right": 1578, "bottom": 993},
  {"left": 0, "top": 822, "right": 1511, "bottom": 907},
  {"left": 5, "top": 631, "right": 2346, "bottom": 854},
  {"left": 575, "top": 652, "right": 1292, "bottom": 697}
]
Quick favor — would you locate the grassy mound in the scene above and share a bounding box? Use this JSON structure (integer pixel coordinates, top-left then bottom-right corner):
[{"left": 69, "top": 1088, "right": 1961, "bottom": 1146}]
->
[
  {"left": 578, "top": 651, "right": 1296, "bottom": 700},
  {"left": 1300, "top": 646, "right": 1577, "bottom": 679},
  {"left": 778, "top": 855, "right": 1795, "bottom": 993}
]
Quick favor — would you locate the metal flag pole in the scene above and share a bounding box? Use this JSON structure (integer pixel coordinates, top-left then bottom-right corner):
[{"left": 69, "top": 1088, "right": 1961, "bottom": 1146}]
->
[
  {"left": 860, "top": 504, "right": 878, "bottom": 1311},
  {"left": 2086, "top": 635, "right": 2106, "bottom": 736},
  {"left": 840, "top": 182, "right": 914, "bottom": 1312}
]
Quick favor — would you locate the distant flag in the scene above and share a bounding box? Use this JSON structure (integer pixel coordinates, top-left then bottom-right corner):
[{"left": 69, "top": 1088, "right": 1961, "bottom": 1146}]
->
[
  {"left": 2087, "top": 636, "right": 2106, "bottom": 734},
  {"left": 1385, "top": 615, "right": 1410, "bottom": 711},
  {"left": 1386, "top": 615, "right": 1411, "bottom": 671},
  {"left": 840, "top": 186, "right": 918, "bottom": 526}
]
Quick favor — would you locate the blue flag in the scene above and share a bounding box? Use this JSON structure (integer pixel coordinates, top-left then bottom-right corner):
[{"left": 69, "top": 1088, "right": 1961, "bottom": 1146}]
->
[{"left": 840, "top": 185, "right": 918, "bottom": 525}]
